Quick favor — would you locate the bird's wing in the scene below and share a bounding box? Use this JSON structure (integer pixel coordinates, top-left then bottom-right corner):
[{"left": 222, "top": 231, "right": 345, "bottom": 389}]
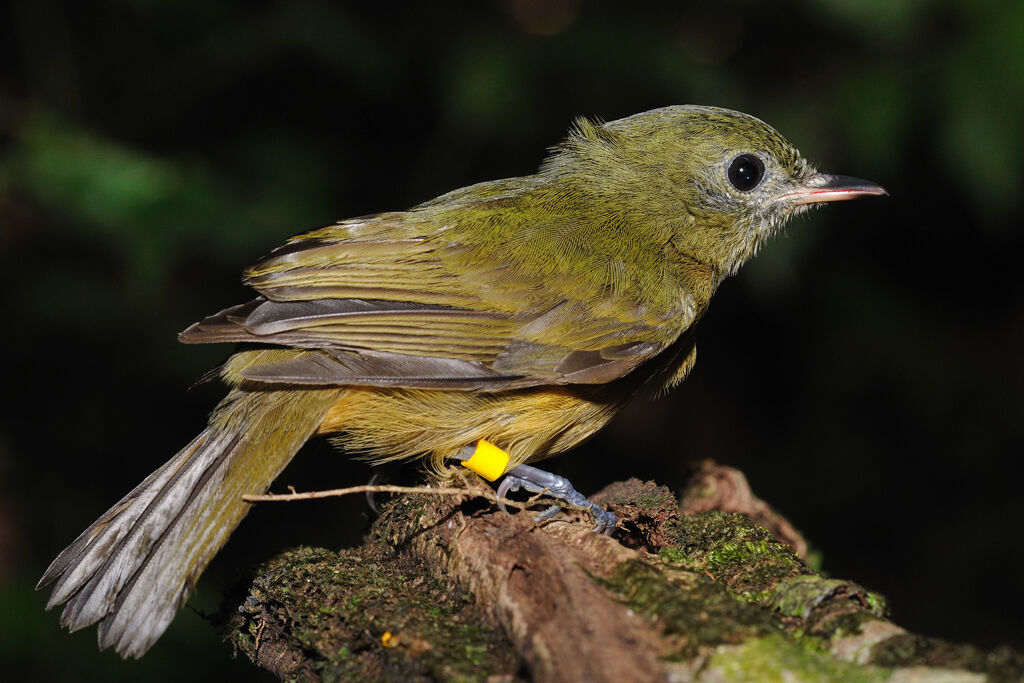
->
[{"left": 180, "top": 194, "right": 693, "bottom": 391}]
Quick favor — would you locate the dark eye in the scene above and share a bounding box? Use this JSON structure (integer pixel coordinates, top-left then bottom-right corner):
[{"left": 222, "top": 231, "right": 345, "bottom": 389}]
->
[{"left": 727, "top": 154, "right": 765, "bottom": 191}]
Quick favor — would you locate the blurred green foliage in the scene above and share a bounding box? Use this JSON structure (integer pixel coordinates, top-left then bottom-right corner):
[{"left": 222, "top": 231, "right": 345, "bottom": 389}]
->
[{"left": 1, "top": 0, "right": 1022, "bottom": 679}]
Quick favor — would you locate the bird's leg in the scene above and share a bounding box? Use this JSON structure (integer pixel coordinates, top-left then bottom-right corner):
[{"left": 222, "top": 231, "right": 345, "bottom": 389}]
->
[
  {"left": 454, "top": 441, "right": 617, "bottom": 535},
  {"left": 496, "top": 464, "right": 617, "bottom": 535}
]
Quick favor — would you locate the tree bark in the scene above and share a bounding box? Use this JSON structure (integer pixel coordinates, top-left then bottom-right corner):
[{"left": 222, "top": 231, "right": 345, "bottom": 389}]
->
[{"left": 226, "top": 461, "right": 1023, "bottom": 682}]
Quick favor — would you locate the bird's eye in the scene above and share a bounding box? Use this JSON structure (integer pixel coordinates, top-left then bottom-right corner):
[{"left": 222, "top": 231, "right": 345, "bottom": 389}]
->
[{"left": 727, "top": 154, "right": 765, "bottom": 192}]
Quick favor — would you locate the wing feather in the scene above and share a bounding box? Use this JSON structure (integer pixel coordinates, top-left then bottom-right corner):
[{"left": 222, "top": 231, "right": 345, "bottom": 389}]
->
[
  {"left": 182, "top": 201, "right": 693, "bottom": 388},
  {"left": 237, "top": 349, "right": 522, "bottom": 391}
]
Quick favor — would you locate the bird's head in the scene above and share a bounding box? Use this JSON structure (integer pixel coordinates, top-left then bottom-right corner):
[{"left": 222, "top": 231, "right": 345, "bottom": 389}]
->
[{"left": 550, "top": 105, "right": 887, "bottom": 277}]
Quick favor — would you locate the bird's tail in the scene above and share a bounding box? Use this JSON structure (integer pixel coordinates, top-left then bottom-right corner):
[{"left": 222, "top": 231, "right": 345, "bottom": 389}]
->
[{"left": 37, "top": 387, "right": 343, "bottom": 658}]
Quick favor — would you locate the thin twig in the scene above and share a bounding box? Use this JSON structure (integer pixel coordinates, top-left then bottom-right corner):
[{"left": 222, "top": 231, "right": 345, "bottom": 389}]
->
[
  {"left": 526, "top": 488, "right": 550, "bottom": 506},
  {"left": 242, "top": 483, "right": 537, "bottom": 512}
]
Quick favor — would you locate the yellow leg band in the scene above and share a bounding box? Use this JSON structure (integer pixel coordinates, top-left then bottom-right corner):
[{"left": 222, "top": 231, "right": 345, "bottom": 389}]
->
[{"left": 461, "top": 439, "right": 510, "bottom": 481}]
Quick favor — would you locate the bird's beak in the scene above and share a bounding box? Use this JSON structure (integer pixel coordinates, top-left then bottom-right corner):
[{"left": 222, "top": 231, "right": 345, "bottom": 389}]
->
[{"left": 780, "top": 173, "right": 888, "bottom": 205}]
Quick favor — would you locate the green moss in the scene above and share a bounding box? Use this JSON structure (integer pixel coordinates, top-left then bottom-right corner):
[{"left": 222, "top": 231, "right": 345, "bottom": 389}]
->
[
  {"left": 767, "top": 575, "right": 845, "bottom": 618},
  {"left": 369, "top": 493, "right": 435, "bottom": 548},
  {"left": 644, "top": 510, "right": 904, "bottom": 663},
  {"left": 658, "top": 545, "right": 689, "bottom": 564},
  {"left": 767, "top": 575, "right": 885, "bottom": 621},
  {"left": 230, "top": 540, "right": 516, "bottom": 681},
  {"left": 863, "top": 591, "right": 886, "bottom": 616},
  {"left": 600, "top": 560, "right": 778, "bottom": 660},
  {"left": 708, "top": 633, "right": 891, "bottom": 682},
  {"left": 669, "top": 512, "right": 808, "bottom": 601},
  {"left": 629, "top": 487, "right": 679, "bottom": 511},
  {"left": 605, "top": 545, "right": 902, "bottom": 678}
]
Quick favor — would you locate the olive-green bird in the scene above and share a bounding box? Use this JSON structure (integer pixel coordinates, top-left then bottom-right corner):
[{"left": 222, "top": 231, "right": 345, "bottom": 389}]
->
[{"left": 38, "top": 105, "right": 885, "bottom": 657}]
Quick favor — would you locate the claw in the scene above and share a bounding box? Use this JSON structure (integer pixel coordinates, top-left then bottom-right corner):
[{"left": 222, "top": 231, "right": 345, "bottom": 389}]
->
[
  {"left": 590, "top": 505, "right": 618, "bottom": 536},
  {"left": 496, "top": 475, "right": 522, "bottom": 514}
]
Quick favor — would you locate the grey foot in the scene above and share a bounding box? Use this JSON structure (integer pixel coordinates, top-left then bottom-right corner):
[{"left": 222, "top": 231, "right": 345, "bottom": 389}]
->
[{"left": 496, "top": 464, "right": 617, "bottom": 535}]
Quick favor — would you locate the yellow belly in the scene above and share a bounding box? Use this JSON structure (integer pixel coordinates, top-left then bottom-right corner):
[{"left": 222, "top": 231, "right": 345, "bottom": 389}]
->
[{"left": 317, "top": 384, "right": 625, "bottom": 473}]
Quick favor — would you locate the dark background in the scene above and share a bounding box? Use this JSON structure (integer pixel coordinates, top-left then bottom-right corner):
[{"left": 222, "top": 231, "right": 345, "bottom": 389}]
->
[{"left": 2, "top": 1, "right": 1022, "bottom": 680}]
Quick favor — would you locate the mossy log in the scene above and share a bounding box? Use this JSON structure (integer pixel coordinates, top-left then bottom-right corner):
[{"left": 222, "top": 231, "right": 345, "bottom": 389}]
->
[{"left": 226, "top": 461, "right": 1022, "bottom": 682}]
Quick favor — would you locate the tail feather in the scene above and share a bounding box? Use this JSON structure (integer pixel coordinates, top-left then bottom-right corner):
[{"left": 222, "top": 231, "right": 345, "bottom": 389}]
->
[{"left": 38, "top": 388, "right": 343, "bottom": 658}]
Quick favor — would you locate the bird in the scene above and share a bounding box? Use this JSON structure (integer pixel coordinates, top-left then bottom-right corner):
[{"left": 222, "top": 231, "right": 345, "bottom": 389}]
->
[{"left": 37, "top": 105, "right": 886, "bottom": 657}]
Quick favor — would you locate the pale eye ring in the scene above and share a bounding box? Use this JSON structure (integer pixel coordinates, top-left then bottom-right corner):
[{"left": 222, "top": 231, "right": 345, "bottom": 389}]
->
[{"left": 727, "top": 154, "right": 765, "bottom": 191}]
